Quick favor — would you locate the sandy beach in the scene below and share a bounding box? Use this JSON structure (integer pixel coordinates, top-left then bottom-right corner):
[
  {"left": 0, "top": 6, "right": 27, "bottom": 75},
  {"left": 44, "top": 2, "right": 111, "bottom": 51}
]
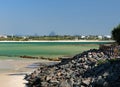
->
[
  {"left": 0, "top": 73, "right": 26, "bottom": 87},
  {"left": 0, "top": 58, "right": 57, "bottom": 87}
]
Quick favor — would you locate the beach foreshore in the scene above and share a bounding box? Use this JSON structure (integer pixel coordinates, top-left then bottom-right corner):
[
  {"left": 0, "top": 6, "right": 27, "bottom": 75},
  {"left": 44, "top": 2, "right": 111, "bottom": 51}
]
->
[
  {"left": 0, "top": 73, "right": 26, "bottom": 87},
  {"left": 0, "top": 59, "right": 58, "bottom": 87}
]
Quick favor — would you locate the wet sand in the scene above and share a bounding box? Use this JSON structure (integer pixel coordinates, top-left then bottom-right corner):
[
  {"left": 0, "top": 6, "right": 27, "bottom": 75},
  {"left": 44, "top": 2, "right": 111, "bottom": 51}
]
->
[
  {"left": 0, "top": 58, "right": 57, "bottom": 87},
  {"left": 0, "top": 73, "right": 26, "bottom": 87}
]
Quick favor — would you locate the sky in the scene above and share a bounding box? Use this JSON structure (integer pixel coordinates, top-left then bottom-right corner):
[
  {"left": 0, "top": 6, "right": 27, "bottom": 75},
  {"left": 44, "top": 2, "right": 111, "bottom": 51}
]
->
[{"left": 0, "top": 0, "right": 120, "bottom": 36}]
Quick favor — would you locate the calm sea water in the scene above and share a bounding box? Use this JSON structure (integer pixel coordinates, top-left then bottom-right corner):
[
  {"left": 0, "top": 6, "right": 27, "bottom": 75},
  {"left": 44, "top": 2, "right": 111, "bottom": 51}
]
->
[{"left": 0, "top": 42, "right": 110, "bottom": 58}]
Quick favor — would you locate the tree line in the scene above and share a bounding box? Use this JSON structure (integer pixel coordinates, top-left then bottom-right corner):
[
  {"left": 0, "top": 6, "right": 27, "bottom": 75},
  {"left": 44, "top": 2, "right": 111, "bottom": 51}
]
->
[{"left": 0, "top": 35, "right": 112, "bottom": 41}]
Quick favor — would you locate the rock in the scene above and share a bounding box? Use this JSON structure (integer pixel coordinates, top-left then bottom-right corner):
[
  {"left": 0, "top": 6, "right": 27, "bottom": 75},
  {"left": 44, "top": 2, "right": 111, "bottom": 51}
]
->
[
  {"left": 71, "top": 60, "right": 76, "bottom": 64},
  {"left": 95, "top": 66, "right": 105, "bottom": 74},
  {"left": 46, "top": 76, "right": 51, "bottom": 81},
  {"left": 88, "top": 58, "right": 97, "bottom": 62},
  {"left": 25, "top": 48, "right": 120, "bottom": 87},
  {"left": 83, "top": 65, "right": 89, "bottom": 69},
  {"left": 98, "top": 76, "right": 102, "bottom": 80},
  {"left": 103, "top": 81, "right": 109, "bottom": 87},
  {"left": 82, "top": 78, "right": 91, "bottom": 86},
  {"left": 50, "top": 79, "right": 59, "bottom": 83},
  {"left": 41, "top": 82, "right": 48, "bottom": 87},
  {"left": 59, "top": 80, "right": 71, "bottom": 87},
  {"left": 103, "top": 72, "right": 109, "bottom": 78},
  {"left": 96, "top": 76, "right": 105, "bottom": 86},
  {"left": 81, "top": 85, "right": 86, "bottom": 87}
]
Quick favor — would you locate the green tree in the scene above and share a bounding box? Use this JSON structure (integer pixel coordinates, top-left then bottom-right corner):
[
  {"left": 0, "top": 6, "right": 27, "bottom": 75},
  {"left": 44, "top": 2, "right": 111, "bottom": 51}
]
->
[{"left": 112, "top": 24, "right": 120, "bottom": 44}]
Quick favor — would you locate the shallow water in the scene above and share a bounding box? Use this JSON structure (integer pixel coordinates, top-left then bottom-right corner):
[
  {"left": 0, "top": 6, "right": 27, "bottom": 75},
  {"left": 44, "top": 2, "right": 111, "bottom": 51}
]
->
[{"left": 0, "top": 42, "right": 107, "bottom": 58}]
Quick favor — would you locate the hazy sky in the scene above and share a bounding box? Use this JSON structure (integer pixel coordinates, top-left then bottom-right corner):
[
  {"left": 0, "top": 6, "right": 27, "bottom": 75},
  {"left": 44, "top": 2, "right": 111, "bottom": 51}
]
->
[{"left": 0, "top": 0, "right": 120, "bottom": 35}]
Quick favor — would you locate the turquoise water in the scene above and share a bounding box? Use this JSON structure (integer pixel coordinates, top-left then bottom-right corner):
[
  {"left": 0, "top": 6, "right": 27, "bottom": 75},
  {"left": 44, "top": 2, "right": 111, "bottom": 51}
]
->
[{"left": 0, "top": 42, "right": 110, "bottom": 58}]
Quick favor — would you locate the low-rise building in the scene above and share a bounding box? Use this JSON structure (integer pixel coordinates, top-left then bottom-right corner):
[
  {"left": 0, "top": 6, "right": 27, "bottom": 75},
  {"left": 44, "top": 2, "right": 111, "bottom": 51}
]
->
[{"left": 0, "top": 35, "right": 7, "bottom": 38}]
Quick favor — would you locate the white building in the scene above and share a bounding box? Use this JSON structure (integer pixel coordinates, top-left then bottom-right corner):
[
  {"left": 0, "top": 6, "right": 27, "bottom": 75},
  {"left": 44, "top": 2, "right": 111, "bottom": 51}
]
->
[
  {"left": 104, "top": 35, "right": 111, "bottom": 39},
  {"left": 98, "top": 35, "right": 103, "bottom": 39},
  {"left": 0, "top": 35, "right": 7, "bottom": 38},
  {"left": 81, "top": 35, "right": 86, "bottom": 39}
]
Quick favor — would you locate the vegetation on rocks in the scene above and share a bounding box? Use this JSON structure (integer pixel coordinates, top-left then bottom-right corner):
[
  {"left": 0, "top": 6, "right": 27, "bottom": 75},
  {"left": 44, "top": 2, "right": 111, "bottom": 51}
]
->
[{"left": 112, "top": 24, "right": 120, "bottom": 44}]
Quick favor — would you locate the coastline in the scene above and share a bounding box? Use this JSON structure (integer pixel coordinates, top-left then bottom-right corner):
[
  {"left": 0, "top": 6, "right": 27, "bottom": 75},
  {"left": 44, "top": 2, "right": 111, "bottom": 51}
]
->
[
  {"left": 0, "top": 40, "right": 114, "bottom": 87},
  {"left": 0, "top": 40, "right": 114, "bottom": 42}
]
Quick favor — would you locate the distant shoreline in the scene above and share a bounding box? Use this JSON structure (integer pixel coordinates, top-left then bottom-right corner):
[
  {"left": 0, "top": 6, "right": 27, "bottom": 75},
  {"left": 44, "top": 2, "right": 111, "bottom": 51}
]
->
[{"left": 0, "top": 40, "right": 114, "bottom": 42}]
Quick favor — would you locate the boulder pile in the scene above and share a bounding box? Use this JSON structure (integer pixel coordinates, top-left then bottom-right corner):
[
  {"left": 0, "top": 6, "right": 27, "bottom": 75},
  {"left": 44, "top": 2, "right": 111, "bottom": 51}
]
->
[{"left": 25, "top": 49, "right": 120, "bottom": 87}]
